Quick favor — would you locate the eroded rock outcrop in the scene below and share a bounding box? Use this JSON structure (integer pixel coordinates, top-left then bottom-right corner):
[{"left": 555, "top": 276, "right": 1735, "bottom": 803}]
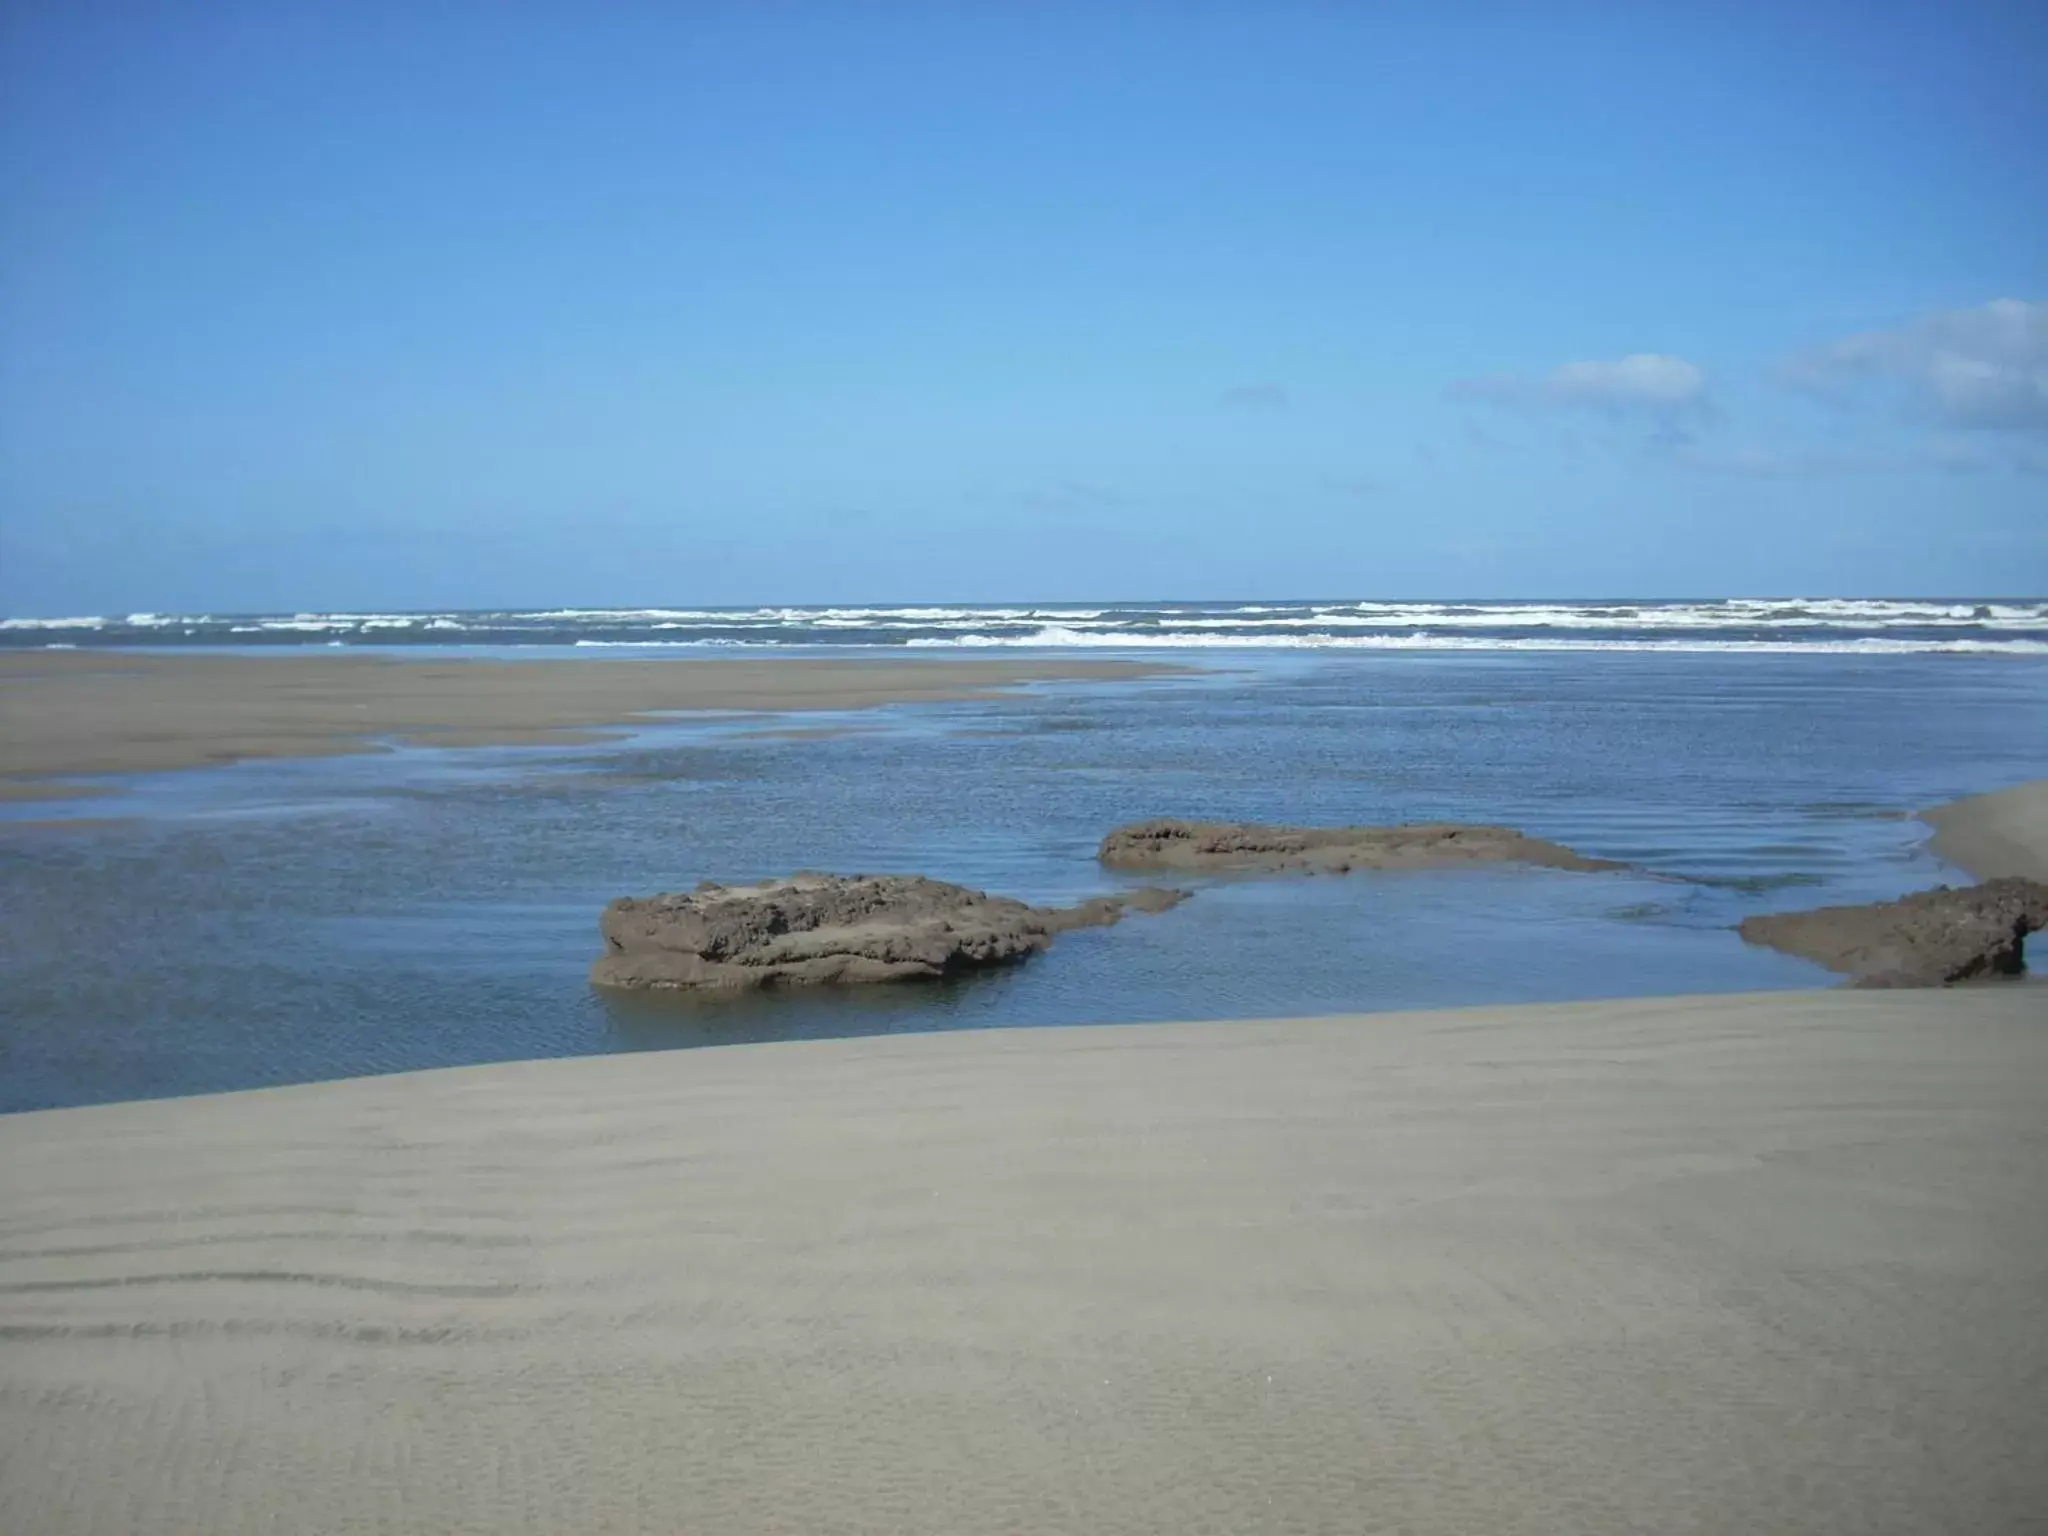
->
[
  {"left": 592, "top": 874, "right": 1189, "bottom": 991},
  {"left": 1737, "top": 878, "right": 2048, "bottom": 988},
  {"left": 1098, "top": 819, "right": 1622, "bottom": 875}
]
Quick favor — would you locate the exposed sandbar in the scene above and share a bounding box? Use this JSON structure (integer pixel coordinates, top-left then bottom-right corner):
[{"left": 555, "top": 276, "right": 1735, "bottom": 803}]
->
[
  {"left": 4, "top": 990, "right": 2045, "bottom": 1534},
  {"left": 1923, "top": 778, "right": 2048, "bottom": 881},
  {"left": 1100, "top": 817, "right": 1620, "bottom": 873},
  {"left": 0, "top": 780, "right": 114, "bottom": 803},
  {"left": 0, "top": 651, "right": 1175, "bottom": 797}
]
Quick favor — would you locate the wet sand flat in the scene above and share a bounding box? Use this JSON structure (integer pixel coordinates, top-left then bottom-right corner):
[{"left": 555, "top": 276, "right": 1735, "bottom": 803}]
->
[
  {"left": 1925, "top": 778, "right": 2048, "bottom": 881},
  {"left": 4, "top": 989, "right": 2046, "bottom": 1535},
  {"left": 0, "top": 651, "right": 1174, "bottom": 795}
]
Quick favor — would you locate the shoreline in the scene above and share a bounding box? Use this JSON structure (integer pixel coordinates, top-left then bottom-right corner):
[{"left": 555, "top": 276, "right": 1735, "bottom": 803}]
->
[
  {"left": 0, "top": 651, "right": 1179, "bottom": 800},
  {"left": 5, "top": 661, "right": 2043, "bottom": 1528},
  {"left": 4, "top": 989, "right": 2044, "bottom": 1533}
]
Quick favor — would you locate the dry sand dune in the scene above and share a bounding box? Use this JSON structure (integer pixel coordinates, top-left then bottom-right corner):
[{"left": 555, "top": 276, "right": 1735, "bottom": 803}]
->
[{"left": 5, "top": 989, "right": 2047, "bottom": 1535}]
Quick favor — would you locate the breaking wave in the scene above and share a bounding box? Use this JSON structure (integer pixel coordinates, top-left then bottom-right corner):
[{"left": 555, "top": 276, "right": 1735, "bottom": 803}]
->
[{"left": 3, "top": 598, "right": 2043, "bottom": 655}]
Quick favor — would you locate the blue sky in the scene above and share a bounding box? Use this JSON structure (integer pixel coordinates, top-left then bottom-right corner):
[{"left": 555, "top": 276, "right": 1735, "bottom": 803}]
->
[{"left": 3, "top": 1, "right": 2044, "bottom": 614}]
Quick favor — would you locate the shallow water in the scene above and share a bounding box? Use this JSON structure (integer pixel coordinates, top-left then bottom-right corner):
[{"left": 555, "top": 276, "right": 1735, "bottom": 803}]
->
[{"left": 3, "top": 648, "right": 2045, "bottom": 1112}]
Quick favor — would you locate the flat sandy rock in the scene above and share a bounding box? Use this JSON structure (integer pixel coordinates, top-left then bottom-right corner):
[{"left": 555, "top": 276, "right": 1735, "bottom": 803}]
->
[
  {"left": 1098, "top": 819, "right": 1622, "bottom": 875},
  {"left": 1738, "top": 878, "right": 2048, "bottom": 988},
  {"left": 593, "top": 873, "right": 1188, "bottom": 991}
]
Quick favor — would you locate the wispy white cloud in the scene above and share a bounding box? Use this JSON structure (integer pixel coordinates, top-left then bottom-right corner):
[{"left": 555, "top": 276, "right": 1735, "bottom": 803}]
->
[
  {"left": 1672, "top": 444, "right": 1915, "bottom": 479},
  {"left": 1217, "top": 382, "right": 1291, "bottom": 412},
  {"left": 1452, "top": 353, "right": 1708, "bottom": 416},
  {"left": 1012, "top": 480, "right": 1130, "bottom": 515},
  {"left": 1783, "top": 298, "right": 2048, "bottom": 432},
  {"left": 1319, "top": 473, "right": 1386, "bottom": 499},
  {"left": 1675, "top": 438, "right": 2047, "bottom": 479}
]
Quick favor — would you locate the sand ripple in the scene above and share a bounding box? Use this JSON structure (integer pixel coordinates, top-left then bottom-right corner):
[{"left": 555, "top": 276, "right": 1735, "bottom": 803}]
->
[{"left": 4, "top": 991, "right": 2046, "bottom": 1534}]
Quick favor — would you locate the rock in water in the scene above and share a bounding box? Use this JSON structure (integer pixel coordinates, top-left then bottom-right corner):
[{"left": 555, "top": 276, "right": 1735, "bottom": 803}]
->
[
  {"left": 1098, "top": 819, "right": 1622, "bottom": 874},
  {"left": 1737, "top": 878, "right": 2048, "bottom": 988},
  {"left": 592, "top": 874, "right": 1189, "bottom": 992}
]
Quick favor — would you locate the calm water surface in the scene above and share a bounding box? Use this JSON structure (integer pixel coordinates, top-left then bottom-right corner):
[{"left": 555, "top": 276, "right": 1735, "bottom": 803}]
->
[{"left": 3, "top": 649, "right": 2044, "bottom": 1112}]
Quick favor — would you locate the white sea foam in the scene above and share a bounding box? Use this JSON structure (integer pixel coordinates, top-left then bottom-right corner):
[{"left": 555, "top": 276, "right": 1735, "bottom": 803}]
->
[
  {"left": 513, "top": 608, "right": 740, "bottom": 622},
  {"left": 905, "top": 625, "right": 2048, "bottom": 656},
  {"left": 5, "top": 599, "right": 2043, "bottom": 649},
  {"left": 571, "top": 638, "right": 750, "bottom": 647},
  {"left": 510, "top": 598, "right": 2048, "bottom": 633}
]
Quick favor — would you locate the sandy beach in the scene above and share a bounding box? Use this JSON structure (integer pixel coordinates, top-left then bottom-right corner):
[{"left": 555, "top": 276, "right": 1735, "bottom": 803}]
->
[
  {"left": 7, "top": 0, "right": 2043, "bottom": 1525},
  {"left": 0, "top": 651, "right": 1173, "bottom": 797},
  {"left": 2, "top": 661, "right": 2042, "bottom": 1530},
  {"left": 4, "top": 986, "right": 2046, "bottom": 1535},
  {"left": 1925, "top": 778, "right": 2048, "bottom": 881}
]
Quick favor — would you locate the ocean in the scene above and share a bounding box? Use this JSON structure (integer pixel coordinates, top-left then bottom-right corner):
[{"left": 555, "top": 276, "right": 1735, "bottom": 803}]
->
[
  {"left": 3, "top": 607, "right": 2046, "bottom": 1112},
  {"left": 5, "top": 597, "right": 2046, "bottom": 654}
]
